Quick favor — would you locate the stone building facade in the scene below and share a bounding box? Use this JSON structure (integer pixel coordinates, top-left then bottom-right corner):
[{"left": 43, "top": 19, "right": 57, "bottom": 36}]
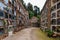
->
[
  {"left": 51, "top": 0, "right": 60, "bottom": 32},
  {"left": 41, "top": 0, "right": 51, "bottom": 31},
  {"left": 41, "top": 0, "right": 60, "bottom": 32},
  {"left": 0, "top": 0, "right": 29, "bottom": 39}
]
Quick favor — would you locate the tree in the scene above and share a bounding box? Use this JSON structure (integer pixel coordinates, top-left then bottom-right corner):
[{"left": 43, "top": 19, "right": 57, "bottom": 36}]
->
[
  {"left": 34, "top": 6, "right": 40, "bottom": 16},
  {"left": 27, "top": 3, "right": 33, "bottom": 11},
  {"left": 23, "top": 3, "right": 27, "bottom": 9},
  {"left": 29, "top": 10, "right": 34, "bottom": 19},
  {"left": 26, "top": 3, "right": 34, "bottom": 19},
  {"left": 20, "top": 0, "right": 24, "bottom": 4},
  {"left": 20, "top": 0, "right": 27, "bottom": 9}
]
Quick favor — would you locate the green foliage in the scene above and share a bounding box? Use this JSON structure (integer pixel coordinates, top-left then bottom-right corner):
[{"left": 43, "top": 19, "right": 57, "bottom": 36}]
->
[
  {"left": 47, "top": 29, "right": 54, "bottom": 37},
  {"left": 37, "top": 15, "right": 40, "bottom": 20},
  {"left": 27, "top": 3, "right": 33, "bottom": 11},
  {"left": 20, "top": 0, "right": 27, "bottom": 9},
  {"left": 3, "top": 20, "right": 6, "bottom": 26},
  {"left": 20, "top": 0, "right": 24, "bottom": 4},
  {"left": 29, "top": 10, "right": 34, "bottom": 19},
  {"left": 34, "top": 6, "right": 40, "bottom": 17},
  {"left": 26, "top": 3, "right": 34, "bottom": 19},
  {"left": 23, "top": 3, "right": 27, "bottom": 10},
  {"left": 21, "top": 1, "right": 41, "bottom": 19}
]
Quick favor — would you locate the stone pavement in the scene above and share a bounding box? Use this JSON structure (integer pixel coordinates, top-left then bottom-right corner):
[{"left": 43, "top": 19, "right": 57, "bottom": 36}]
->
[{"left": 3, "top": 27, "right": 38, "bottom": 40}]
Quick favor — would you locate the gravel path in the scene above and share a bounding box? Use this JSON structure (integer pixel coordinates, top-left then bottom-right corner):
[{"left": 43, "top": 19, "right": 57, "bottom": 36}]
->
[{"left": 3, "top": 27, "right": 38, "bottom": 40}]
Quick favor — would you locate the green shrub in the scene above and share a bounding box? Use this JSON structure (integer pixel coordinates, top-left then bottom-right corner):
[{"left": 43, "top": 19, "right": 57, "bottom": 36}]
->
[
  {"left": 47, "top": 30, "right": 54, "bottom": 37},
  {"left": 29, "top": 10, "right": 34, "bottom": 19}
]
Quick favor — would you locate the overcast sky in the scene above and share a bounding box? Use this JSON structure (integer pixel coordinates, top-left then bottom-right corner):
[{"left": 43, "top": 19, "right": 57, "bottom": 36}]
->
[{"left": 23, "top": 0, "right": 46, "bottom": 11}]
